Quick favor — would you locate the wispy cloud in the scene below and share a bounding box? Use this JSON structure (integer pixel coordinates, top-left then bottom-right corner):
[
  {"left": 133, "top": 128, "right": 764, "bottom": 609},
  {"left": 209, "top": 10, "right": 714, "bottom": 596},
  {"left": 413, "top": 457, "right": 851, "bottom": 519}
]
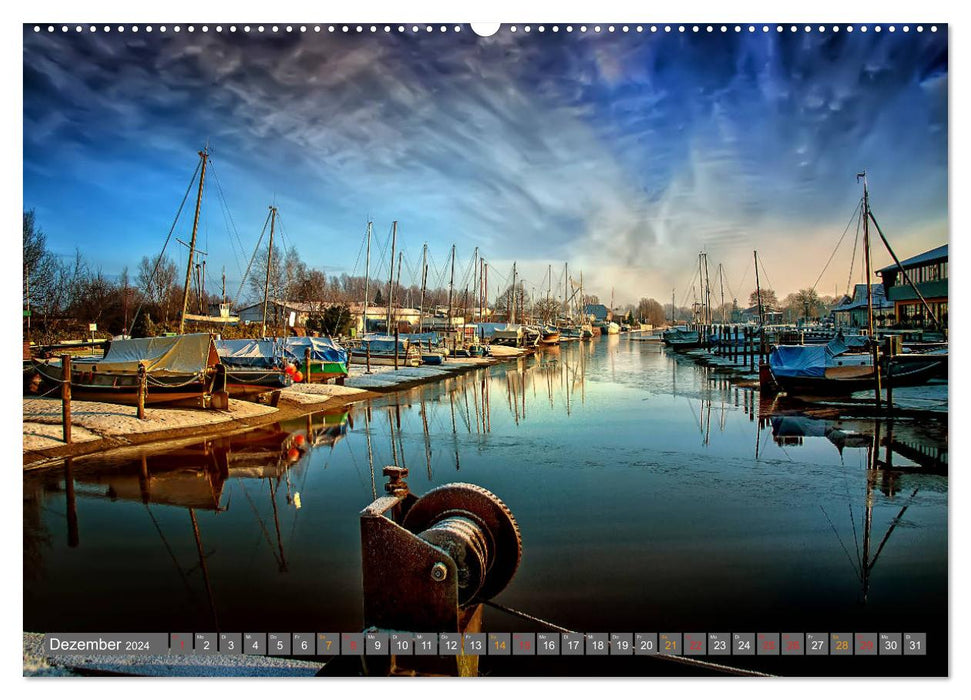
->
[{"left": 23, "top": 26, "right": 947, "bottom": 304}]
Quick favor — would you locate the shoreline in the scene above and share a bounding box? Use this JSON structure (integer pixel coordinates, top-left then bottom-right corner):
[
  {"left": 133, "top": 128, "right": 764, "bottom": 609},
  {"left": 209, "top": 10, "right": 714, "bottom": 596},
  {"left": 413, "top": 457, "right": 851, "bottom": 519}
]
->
[{"left": 23, "top": 356, "right": 510, "bottom": 471}]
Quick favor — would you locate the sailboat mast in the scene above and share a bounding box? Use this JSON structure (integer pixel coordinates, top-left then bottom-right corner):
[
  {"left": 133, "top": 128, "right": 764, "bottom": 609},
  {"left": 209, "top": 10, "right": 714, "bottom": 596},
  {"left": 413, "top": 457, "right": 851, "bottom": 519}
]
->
[
  {"left": 703, "top": 253, "right": 711, "bottom": 325},
  {"left": 395, "top": 251, "right": 403, "bottom": 334},
  {"left": 386, "top": 220, "right": 397, "bottom": 333},
  {"left": 861, "top": 174, "right": 876, "bottom": 339},
  {"left": 362, "top": 220, "right": 372, "bottom": 337},
  {"left": 511, "top": 262, "right": 517, "bottom": 324},
  {"left": 419, "top": 242, "right": 428, "bottom": 333},
  {"left": 563, "top": 262, "right": 568, "bottom": 324},
  {"left": 447, "top": 244, "right": 455, "bottom": 334},
  {"left": 859, "top": 170, "right": 882, "bottom": 408},
  {"left": 260, "top": 205, "right": 277, "bottom": 337},
  {"left": 179, "top": 148, "right": 209, "bottom": 334},
  {"left": 719, "top": 264, "right": 725, "bottom": 323},
  {"left": 753, "top": 250, "right": 765, "bottom": 327}
]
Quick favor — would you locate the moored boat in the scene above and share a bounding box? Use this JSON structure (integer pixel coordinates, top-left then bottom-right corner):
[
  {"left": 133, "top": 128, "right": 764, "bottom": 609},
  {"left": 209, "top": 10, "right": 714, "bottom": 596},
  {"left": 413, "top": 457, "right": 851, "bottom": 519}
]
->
[
  {"left": 26, "top": 333, "right": 230, "bottom": 409},
  {"left": 350, "top": 336, "right": 422, "bottom": 367},
  {"left": 215, "top": 339, "right": 292, "bottom": 404},
  {"left": 281, "top": 336, "right": 349, "bottom": 380}
]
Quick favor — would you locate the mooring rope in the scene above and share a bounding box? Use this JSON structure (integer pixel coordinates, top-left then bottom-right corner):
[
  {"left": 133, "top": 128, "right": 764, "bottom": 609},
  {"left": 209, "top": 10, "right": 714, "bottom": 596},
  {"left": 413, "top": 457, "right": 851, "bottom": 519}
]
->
[{"left": 483, "top": 600, "right": 773, "bottom": 677}]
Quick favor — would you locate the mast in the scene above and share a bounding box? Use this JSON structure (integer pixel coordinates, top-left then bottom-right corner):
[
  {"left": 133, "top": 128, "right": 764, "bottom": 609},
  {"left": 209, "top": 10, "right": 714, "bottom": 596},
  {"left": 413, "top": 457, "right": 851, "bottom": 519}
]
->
[
  {"left": 362, "top": 220, "right": 372, "bottom": 337},
  {"left": 472, "top": 247, "right": 479, "bottom": 323},
  {"left": 860, "top": 173, "right": 876, "bottom": 339},
  {"left": 419, "top": 242, "right": 428, "bottom": 333},
  {"left": 510, "top": 262, "right": 517, "bottom": 324},
  {"left": 703, "top": 253, "right": 711, "bottom": 325},
  {"left": 260, "top": 205, "right": 277, "bottom": 337},
  {"left": 753, "top": 250, "right": 764, "bottom": 328},
  {"left": 563, "top": 262, "right": 569, "bottom": 325},
  {"left": 386, "top": 220, "right": 397, "bottom": 333},
  {"left": 395, "top": 251, "right": 403, "bottom": 334},
  {"left": 858, "top": 170, "right": 882, "bottom": 408},
  {"left": 447, "top": 244, "right": 456, "bottom": 334},
  {"left": 671, "top": 288, "right": 675, "bottom": 325},
  {"left": 719, "top": 264, "right": 726, "bottom": 323},
  {"left": 179, "top": 148, "right": 209, "bottom": 334}
]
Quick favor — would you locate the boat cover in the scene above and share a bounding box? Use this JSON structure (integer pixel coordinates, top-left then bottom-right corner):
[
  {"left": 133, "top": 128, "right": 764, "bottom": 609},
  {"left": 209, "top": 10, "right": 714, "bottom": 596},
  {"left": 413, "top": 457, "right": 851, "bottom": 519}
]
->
[
  {"left": 281, "top": 337, "right": 348, "bottom": 364},
  {"left": 215, "top": 339, "right": 283, "bottom": 369},
  {"left": 86, "top": 334, "right": 218, "bottom": 376},
  {"left": 400, "top": 332, "right": 443, "bottom": 344},
  {"left": 769, "top": 339, "right": 849, "bottom": 379},
  {"left": 358, "top": 335, "right": 410, "bottom": 354}
]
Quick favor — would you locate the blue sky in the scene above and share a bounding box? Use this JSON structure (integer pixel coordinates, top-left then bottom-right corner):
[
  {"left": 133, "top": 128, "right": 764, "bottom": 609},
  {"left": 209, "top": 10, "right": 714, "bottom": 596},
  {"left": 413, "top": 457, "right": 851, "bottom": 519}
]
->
[{"left": 23, "top": 24, "right": 947, "bottom": 306}]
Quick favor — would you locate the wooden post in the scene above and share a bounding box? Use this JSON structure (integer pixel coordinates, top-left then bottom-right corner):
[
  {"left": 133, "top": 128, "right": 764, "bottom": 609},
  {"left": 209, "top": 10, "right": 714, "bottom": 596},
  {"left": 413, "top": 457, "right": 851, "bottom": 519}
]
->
[
  {"left": 64, "top": 457, "right": 79, "bottom": 548},
  {"left": 304, "top": 347, "right": 312, "bottom": 383},
  {"left": 394, "top": 325, "right": 400, "bottom": 370},
  {"left": 61, "top": 354, "right": 72, "bottom": 444},
  {"left": 366, "top": 342, "right": 372, "bottom": 374},
  {"left": 137, "top": 362, "right": 147, "bottom": 420},
  {"left": 745, "top": 328, "right": 755, "bottom": 372},
  {"left": 885, "top": 337, "right": 895, "bottom": 415}
]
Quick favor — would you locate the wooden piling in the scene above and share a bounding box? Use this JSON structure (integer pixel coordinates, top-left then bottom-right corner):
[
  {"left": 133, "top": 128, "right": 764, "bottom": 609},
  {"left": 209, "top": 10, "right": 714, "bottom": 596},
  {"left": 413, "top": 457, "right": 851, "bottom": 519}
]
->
[
  {"left": 304, "top": 347, "right": 312, "bottom": 383},
  {"left": 137, "top": 362, "right": 147, "bottom": 420},
  {"left": 394, "top": 326, "right": 400, "bottom": 370},
  {"left": 61, "top": 354, "right": 72, "bottom": 444},
  {"left": 64, "top": 457, "right": 79, "bottom": 548}
]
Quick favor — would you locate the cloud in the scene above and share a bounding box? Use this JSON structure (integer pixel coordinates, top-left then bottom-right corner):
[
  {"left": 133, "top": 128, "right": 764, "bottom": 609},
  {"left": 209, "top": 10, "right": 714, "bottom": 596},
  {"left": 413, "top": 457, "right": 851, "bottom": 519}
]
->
[{"left": 23, "top": 27, "right": 947, "bottom": 305}]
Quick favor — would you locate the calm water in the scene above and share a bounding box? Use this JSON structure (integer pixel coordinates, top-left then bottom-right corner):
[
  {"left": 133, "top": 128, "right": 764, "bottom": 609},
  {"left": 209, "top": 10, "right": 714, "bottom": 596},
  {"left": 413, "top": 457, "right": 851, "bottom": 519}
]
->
[{"left": 23, "top": 336, "right": 948, "bottom": 674}]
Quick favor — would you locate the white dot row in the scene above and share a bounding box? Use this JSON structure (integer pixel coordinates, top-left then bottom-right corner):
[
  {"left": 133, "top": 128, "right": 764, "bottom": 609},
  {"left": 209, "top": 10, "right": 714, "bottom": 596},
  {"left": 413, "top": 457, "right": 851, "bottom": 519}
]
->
[{"left": 31, "top": 24, "right": 940, "bottom": 35}]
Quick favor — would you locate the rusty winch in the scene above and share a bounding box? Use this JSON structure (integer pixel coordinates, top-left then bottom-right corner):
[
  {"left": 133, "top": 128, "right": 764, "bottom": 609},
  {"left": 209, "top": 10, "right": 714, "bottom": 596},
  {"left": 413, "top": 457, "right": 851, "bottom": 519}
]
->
[{"left": 360, "top": 466, "right": 522, "bottom": 676}]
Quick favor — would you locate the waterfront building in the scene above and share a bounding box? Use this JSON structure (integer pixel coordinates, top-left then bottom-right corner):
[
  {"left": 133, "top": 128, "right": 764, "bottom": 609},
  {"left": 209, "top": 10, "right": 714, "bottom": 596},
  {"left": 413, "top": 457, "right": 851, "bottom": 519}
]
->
[
  {"left": 876, "top": 244, "right": 948, "bottom": 329},
  {"left": 829, "top": 283, "right": 894, "bottom": 329}
]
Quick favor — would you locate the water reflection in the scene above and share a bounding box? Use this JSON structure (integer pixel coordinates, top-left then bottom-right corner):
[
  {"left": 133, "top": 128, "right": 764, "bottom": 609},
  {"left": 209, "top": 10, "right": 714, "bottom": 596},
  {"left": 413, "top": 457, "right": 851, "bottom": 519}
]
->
[{"left": 22, "top": 338, "right": 947, "bottom": 661}]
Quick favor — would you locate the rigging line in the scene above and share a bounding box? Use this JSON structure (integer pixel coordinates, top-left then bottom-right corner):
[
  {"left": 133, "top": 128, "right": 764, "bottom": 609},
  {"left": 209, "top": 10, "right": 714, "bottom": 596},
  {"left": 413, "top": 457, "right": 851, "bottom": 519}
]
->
[
  {"left": 819, "top": 504, "right": 863, "bottom": 582},
  {"left": 207, "top": 160, "right": 248, "bottom": 278},
  {"left": 846, "top": 206, "right": 863, "bottom": 298},
  {"left": 812, "top": 198, "right": 864, "bottom": 293},
  {"left": 234, "top": 209, "right": 272, "bottom": 307},
  {"left": 129, "top": 158, "right": 201, "bottom": 333},
  {"left": 757, "top": 255, "right": 775, "bottom": 300},
  {"left": 678, "top": 266, "right": 700, "bottom": 309}
]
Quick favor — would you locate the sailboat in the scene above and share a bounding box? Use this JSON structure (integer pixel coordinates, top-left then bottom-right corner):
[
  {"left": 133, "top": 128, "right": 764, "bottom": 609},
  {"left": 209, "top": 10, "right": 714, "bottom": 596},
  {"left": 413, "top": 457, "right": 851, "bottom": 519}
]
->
[{"left": 768, "top": 173, "right": 947, "bottom": 396}]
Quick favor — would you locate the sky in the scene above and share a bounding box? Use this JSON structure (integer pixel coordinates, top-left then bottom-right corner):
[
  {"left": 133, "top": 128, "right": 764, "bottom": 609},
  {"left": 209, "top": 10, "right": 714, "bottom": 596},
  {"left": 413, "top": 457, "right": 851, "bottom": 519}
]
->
[{"left": 23, "top": 23, "right": 948, "bottom": 308}]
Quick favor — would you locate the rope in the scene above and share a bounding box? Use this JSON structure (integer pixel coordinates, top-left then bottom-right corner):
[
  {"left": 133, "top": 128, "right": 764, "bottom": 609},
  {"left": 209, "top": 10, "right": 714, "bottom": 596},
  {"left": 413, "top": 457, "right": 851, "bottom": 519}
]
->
[
  {"left": 483, "top": 600, "right": 773, "bottom": 676},
  {"left": 235, "top": 209, "right": 272, "bottom": 306},
  {"left": 846, "top": 207, "right": 863, "bottom": 298},
  {"left": 129, "top": 158, "right": 201, "bottom": 333},
  {"left": 812, "top": 198, "right": 863, "bottom": 293}
]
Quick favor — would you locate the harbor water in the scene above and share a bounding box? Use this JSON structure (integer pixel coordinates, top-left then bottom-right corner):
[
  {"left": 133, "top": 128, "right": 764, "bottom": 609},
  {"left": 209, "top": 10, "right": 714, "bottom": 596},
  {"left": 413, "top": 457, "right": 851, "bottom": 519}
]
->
[{"left": 23, "top": 335, "right": 948, "bottom": 674}]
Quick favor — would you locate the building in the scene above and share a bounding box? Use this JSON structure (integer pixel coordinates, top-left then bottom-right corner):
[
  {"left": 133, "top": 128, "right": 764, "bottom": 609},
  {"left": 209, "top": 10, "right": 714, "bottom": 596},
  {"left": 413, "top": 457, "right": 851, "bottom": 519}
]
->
[
  {"left": 829, "top": 283, "right": 894, "bottom": 329},
  {"left": 876, "top": 244, "right": 947, "bottom": 329},
  {"left": 584, "top": 304, "right": 611, "bottom": 323},
  {"left": 739, "top": 305, "right": 783, "bottom": 325},
  {"left": 236, "top": 300, "right": 326, "bottom": 328}
]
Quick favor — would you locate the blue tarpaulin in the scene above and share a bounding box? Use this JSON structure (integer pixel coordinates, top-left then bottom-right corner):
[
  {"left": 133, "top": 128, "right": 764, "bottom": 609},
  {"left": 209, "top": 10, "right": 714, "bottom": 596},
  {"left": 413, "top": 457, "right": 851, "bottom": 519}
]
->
[
  {"left": 215, "top": 339, "right": 283, "bottom": 369},
  {"left": 281, "top": 337, "right": 348, "bottom": 364},
  {"left": 769, "top": 339, "right": 849, "bottom": 379}
]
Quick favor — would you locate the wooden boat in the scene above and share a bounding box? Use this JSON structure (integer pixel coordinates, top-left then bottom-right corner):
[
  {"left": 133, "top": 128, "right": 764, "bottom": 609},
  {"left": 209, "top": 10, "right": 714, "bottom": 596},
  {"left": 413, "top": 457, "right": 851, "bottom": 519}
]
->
[
  {"left": 215, "top": 339, "right": 291, "bottom": 404},
  {"left": 662, "top": 327, "right": 703, "bottom": 350},
  {"left": 26, "top": 333, "right": 229, "bottom": 409},
  {"left": 281, "top": 336, "right": 349, "bottom": 380},
  {"left": 539, "top": 327, "right": 561, "bottom": 345},
  {"left": 768, "top": 341, "right": 946, "bottom": 395}
]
